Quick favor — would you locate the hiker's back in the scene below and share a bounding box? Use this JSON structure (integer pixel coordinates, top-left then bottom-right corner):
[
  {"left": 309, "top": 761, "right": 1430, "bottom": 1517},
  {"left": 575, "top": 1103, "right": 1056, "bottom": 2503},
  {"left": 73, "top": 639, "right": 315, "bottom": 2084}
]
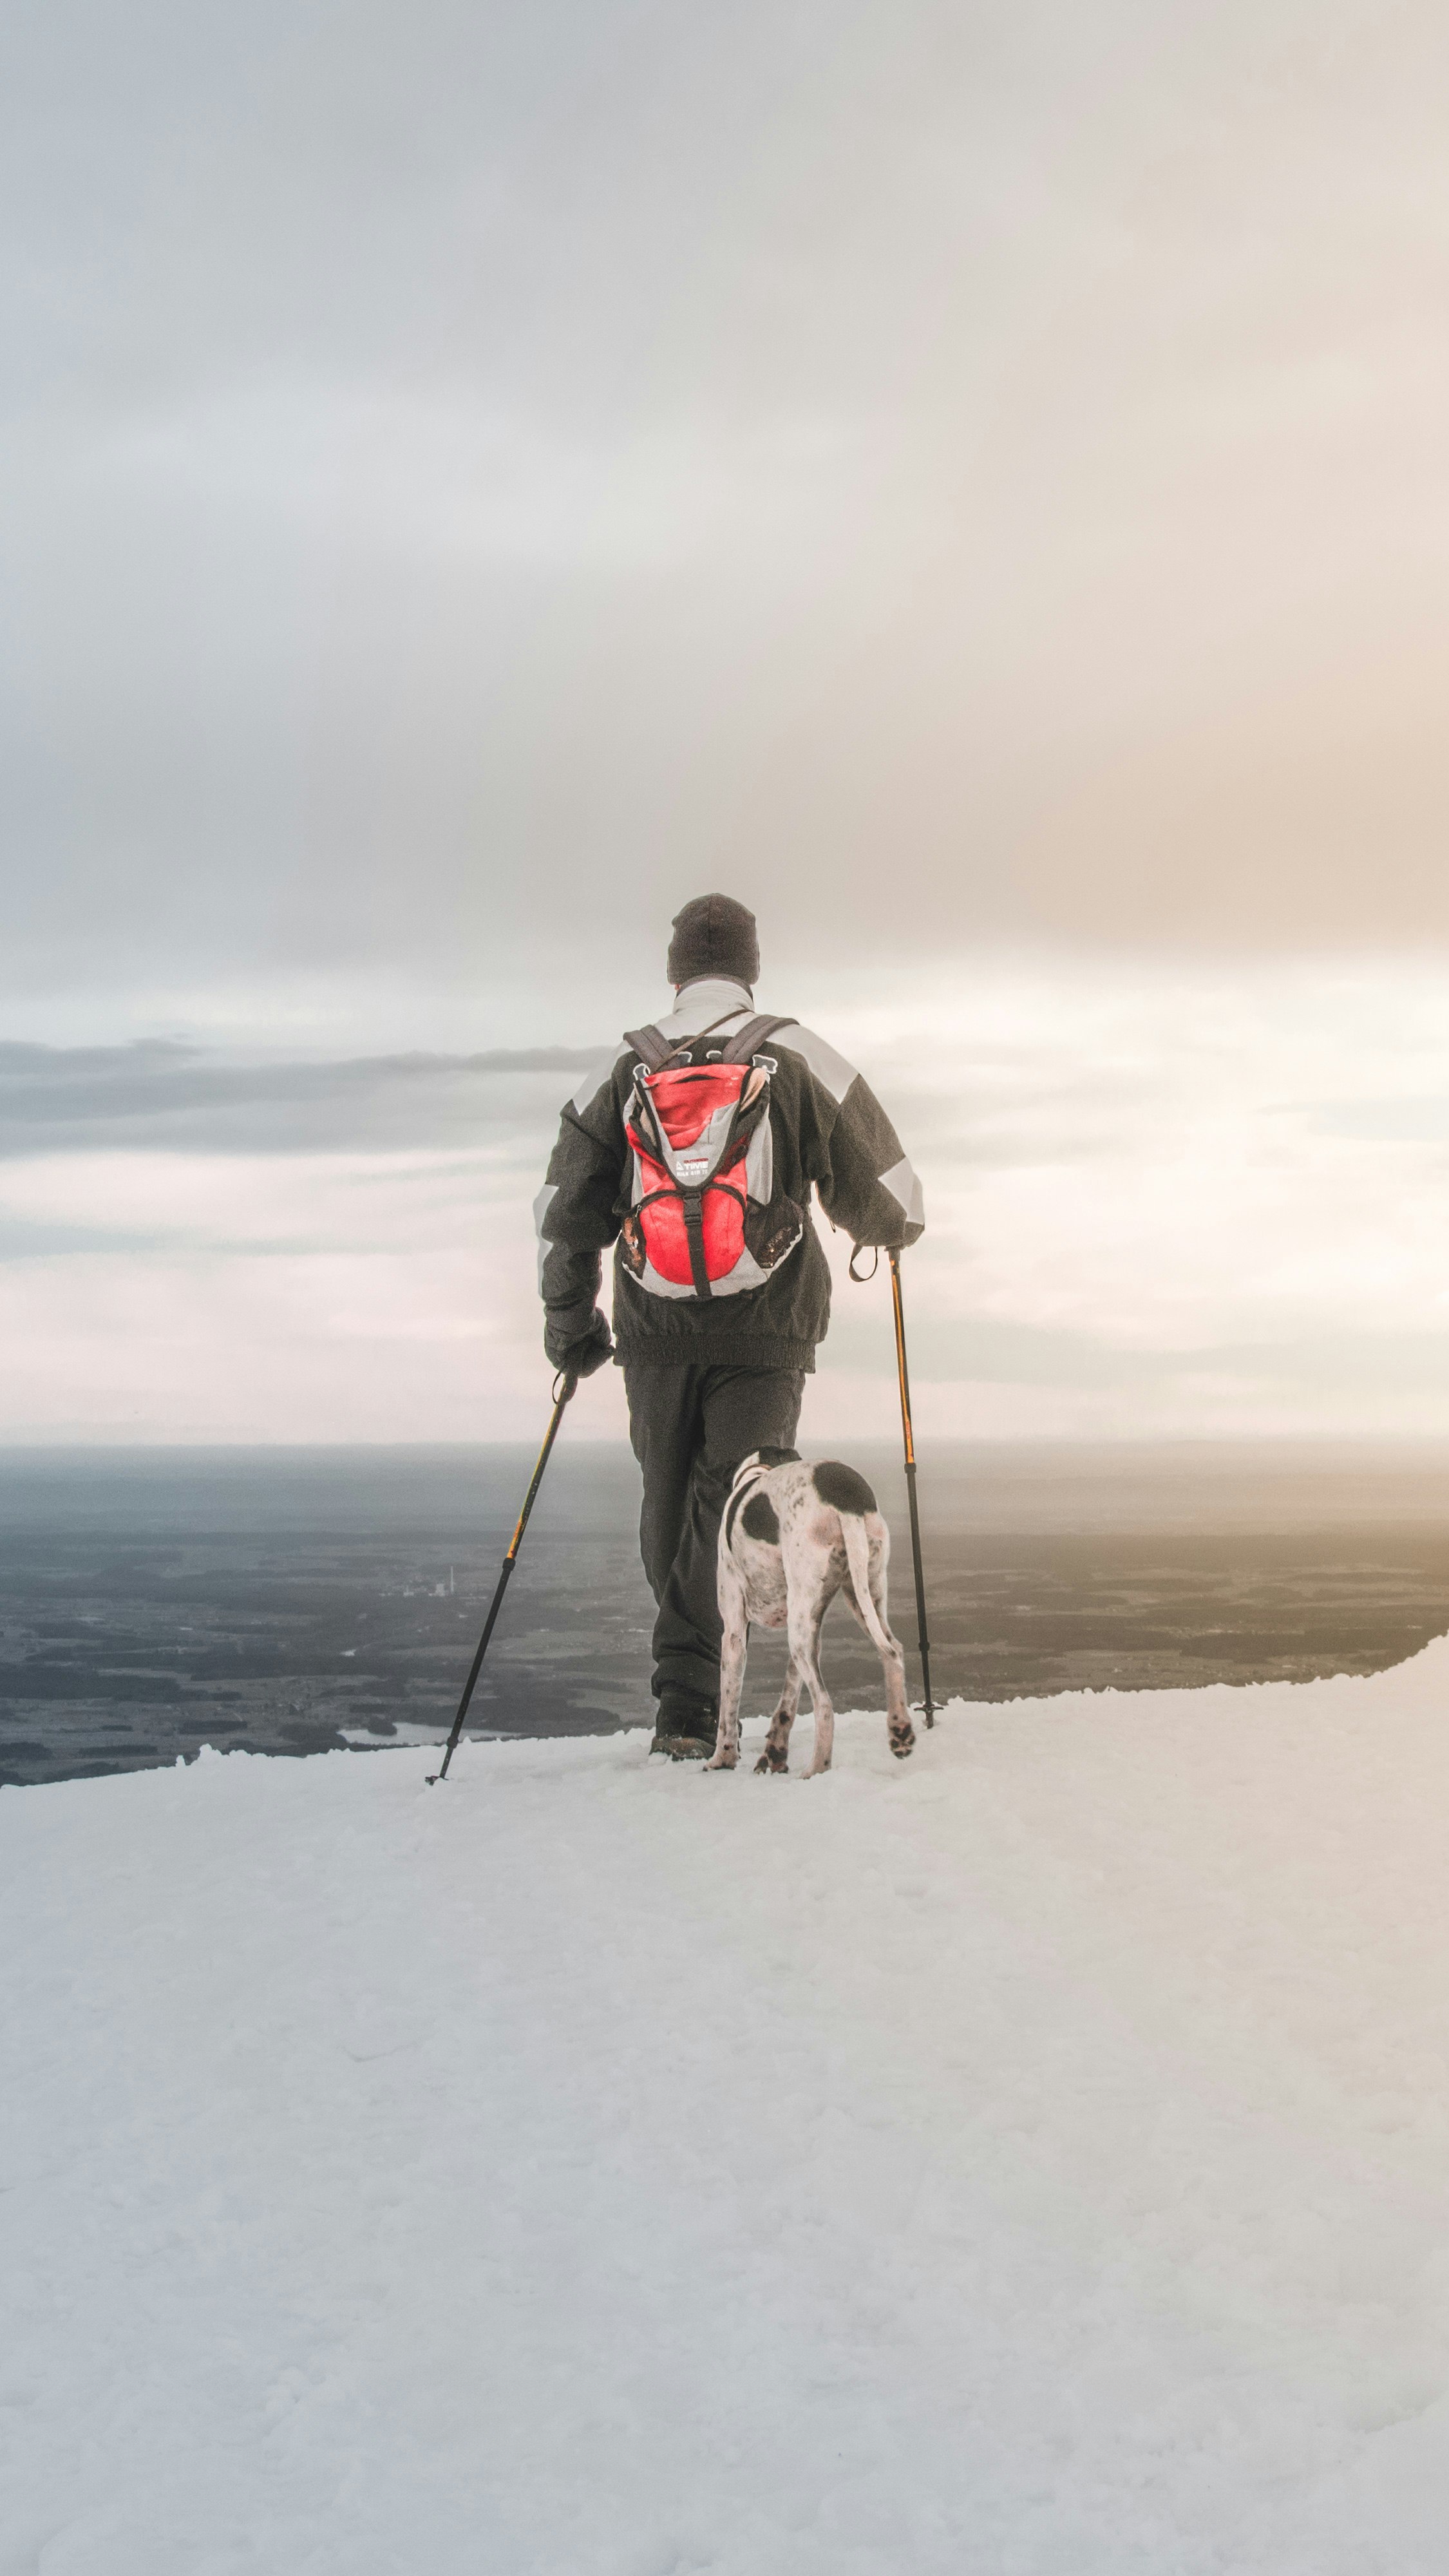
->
[{"left": 531, "top": 896, "right": 924, "bottom": 1756}]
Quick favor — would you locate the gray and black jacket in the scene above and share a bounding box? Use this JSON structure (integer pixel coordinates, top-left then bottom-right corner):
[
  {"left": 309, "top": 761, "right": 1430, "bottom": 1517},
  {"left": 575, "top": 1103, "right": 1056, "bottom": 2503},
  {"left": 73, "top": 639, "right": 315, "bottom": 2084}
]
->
[{"left": 535, "top": 976, "right": 925, "bottom": 1372}]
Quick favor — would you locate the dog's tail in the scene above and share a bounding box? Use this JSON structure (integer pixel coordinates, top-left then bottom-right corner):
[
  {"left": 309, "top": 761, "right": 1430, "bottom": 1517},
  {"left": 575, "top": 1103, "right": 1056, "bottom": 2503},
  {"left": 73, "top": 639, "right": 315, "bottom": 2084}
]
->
[{"left": 839, "top": 1510, "right": 897, "bottom": 1662}]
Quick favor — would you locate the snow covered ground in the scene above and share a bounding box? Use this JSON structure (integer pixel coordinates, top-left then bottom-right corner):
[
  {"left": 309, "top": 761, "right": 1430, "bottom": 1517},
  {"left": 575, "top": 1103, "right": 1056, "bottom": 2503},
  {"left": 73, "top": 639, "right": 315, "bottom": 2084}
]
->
[{"left": 6, "top": 1645, "right": 1449, "bottom": 2575}]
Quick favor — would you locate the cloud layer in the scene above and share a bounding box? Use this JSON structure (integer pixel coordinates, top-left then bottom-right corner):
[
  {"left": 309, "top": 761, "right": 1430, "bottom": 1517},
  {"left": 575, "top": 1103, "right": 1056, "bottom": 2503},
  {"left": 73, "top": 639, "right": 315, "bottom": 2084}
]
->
[
  {"left": 0, "top": 1043, "right": 596, "bottom": 1158},
  {"left": 4, "top": 958, "right": 1448, "bottom": 1443},
  {"left": 6, "top": 0, "right": 1449, "bottom": 1036}
]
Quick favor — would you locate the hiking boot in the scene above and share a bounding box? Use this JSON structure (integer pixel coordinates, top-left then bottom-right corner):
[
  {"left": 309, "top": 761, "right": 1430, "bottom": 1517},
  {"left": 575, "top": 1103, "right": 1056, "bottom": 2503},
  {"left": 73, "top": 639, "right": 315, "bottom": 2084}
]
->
[{"left": 650, "top": 1694, "right": 718, "bottom": 1761}]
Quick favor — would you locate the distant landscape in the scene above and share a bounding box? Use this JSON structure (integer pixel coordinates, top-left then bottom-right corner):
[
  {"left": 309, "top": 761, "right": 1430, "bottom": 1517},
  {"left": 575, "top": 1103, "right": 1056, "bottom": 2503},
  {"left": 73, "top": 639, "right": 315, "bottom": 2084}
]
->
[{"left": 3, "top": 1441, "right": 1448, "bottom": 1788}]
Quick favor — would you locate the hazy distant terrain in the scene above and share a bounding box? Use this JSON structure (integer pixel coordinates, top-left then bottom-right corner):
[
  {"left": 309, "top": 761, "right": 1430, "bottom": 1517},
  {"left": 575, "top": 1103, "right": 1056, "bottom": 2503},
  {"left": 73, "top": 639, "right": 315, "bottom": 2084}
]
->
[{"left": 2, "top": 1443, "right": 1448, "bottom": 1788}]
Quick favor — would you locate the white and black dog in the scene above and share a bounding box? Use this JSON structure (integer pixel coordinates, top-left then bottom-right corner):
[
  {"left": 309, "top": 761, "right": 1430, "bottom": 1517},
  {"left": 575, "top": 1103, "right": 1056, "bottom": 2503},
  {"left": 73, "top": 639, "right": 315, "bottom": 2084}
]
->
[{"left": 707, "top": 1447, "right": 916, "bottom": 1776}]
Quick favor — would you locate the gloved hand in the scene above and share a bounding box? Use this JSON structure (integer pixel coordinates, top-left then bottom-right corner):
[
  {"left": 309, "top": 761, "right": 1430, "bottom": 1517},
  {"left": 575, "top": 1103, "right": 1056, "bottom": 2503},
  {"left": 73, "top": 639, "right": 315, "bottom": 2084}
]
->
[{"left": 546, "top": 1309, "right": 614, "bottom": 1380}]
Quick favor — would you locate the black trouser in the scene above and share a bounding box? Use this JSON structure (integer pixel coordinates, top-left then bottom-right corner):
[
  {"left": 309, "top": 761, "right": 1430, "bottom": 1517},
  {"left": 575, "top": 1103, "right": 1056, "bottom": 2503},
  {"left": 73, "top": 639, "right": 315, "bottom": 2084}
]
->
[{"left": 623, "top": 1361, "right": 807, "bottom": 1718}]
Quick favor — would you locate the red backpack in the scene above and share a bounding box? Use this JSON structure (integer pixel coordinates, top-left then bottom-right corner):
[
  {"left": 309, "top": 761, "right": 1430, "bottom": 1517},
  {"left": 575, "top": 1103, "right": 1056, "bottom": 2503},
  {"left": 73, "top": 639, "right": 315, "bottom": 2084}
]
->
[{"left": 618, "top": 1014, "right": 806, "bottom": 1301}]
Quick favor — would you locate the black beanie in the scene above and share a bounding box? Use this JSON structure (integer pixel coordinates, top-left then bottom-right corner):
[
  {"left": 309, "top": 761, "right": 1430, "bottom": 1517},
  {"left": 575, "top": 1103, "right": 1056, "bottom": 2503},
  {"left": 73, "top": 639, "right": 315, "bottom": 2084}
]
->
[{"left": 667, "top": 893, "right": 760, "bottom": 989}]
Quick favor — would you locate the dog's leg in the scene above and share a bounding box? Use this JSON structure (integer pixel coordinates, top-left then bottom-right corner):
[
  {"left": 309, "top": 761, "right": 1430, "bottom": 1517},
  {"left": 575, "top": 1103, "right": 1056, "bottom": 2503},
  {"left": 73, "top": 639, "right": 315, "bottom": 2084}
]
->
[
  {"left": 707, "top": 1560, "right": 749, "bottom": 1770},
  {"left": 755, "top": 1656, "right": 800, "bottom": 1774},
  {"left": 842, "top": 1514, "right": 916, "bottom": 1762},
  {"left": 868, "top": 1550, "right": 916, "bottom": 1760},
  {"left": 790, "top": 1589, "right": 836, "bottom": 1778},
  {"left": 874, "top": 1603, "right": 914, "bottom": 1760},
  {"left": 842, "top": 1586, "right": 913, "bottom": 1759}
]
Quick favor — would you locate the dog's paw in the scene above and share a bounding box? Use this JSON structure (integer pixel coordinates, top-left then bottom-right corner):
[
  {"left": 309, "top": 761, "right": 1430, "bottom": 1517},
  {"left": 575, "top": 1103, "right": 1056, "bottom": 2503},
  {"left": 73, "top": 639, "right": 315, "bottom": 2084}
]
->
[
  {"left": 890, "top": 1727, "right": 916, "bottom": 1759},
  {"left": 753, "top": 1750, "right": 788, "bottom": 1776},
  {"left": 703, "top": 1749, "right": 737, "bottom": 1770}
]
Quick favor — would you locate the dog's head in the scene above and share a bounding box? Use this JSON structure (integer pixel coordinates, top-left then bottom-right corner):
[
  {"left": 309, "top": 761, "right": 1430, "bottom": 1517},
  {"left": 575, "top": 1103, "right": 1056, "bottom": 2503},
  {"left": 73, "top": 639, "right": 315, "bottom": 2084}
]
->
[{"left": 732, "top": 1446, "right": 800, "bottom": 1484}]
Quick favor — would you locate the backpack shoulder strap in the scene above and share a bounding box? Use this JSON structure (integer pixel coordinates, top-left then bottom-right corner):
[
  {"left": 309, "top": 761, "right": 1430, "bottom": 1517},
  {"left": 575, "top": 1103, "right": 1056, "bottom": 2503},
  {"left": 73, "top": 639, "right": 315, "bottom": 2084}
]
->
[
  {"left": 719, "top": 1013, "right": 797, "bottom": 1065},
  {"left": 623, "top": 1024, "right": 676, "bottom": 1072}
]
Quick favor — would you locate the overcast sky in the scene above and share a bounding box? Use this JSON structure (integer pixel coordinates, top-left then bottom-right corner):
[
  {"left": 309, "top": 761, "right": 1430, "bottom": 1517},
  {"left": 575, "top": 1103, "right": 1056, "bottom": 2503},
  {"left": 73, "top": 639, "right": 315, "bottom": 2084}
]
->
[{"left": 5, "top": 0, "right": 1449, "bottom": 1439}]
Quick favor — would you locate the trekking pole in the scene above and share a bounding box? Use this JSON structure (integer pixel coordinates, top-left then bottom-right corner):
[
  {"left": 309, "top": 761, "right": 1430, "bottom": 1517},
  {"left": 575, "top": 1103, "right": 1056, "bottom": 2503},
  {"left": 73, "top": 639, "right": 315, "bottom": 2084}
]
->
[
  {"left": 426, "top": 1368, "right": 578, "bottom": 1784},
  {"left": 889, "top": 1249, "right": 936, "bottom": 1725}
]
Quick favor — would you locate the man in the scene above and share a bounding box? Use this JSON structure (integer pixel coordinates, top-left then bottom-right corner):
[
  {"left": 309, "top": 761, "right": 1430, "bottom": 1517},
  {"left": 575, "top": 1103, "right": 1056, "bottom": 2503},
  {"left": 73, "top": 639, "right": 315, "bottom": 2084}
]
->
[{"left": 535, "top": 894, "right": 924, "bottom": 1757}]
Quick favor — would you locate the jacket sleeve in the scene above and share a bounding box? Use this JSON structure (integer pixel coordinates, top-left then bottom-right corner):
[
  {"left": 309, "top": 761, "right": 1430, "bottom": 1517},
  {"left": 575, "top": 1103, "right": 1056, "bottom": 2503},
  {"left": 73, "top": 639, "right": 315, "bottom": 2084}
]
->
[
  {"left": 533, "top": 1046, "right": 629, "bottom": 1365},
  {"left": 781, "top": 1025, "right": 924, "bottom": 1250},
  {"left": 815, "top": 1072, "right": 925, "bottom": 1249}
]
